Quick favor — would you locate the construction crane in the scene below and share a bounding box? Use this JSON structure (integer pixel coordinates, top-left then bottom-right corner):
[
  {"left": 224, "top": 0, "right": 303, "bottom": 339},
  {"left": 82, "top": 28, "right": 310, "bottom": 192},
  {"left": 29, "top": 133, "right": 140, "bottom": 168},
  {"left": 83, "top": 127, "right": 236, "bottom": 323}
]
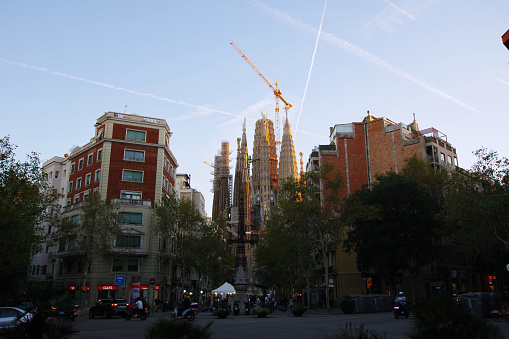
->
[{"left": 231, "top": 41, "right": 292, "bottom": 154}]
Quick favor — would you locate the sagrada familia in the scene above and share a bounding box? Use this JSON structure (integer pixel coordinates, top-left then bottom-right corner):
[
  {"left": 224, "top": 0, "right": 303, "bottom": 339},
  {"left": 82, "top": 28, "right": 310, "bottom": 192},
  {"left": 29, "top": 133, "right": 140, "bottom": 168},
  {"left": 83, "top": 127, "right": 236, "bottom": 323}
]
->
[{"left": 210, "top": 110, "right": 298, "bottom": 296}]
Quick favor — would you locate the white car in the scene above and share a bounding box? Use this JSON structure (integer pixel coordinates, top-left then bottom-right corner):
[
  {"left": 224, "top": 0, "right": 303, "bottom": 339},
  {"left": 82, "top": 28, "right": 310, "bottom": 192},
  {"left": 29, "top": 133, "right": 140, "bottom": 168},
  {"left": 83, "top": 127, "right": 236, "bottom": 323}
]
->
[{"left": 0, "top": 307, "right": 33, "bottom": 332}]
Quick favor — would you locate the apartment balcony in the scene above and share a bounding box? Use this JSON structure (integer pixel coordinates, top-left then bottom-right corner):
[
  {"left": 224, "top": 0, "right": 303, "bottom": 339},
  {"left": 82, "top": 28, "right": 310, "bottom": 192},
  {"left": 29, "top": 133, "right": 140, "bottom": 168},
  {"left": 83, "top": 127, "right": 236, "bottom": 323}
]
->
[
  {"left": 62, "top": 202, "right": 84, "bottom": 213},
  {"left": 113, "top": 199, "right": 152, "bottom": 207}
]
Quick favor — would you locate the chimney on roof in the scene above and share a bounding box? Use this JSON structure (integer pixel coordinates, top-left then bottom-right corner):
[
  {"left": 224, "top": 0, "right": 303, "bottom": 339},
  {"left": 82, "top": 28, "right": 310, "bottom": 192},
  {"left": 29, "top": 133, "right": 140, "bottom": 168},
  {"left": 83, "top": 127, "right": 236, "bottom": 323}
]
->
[{"left": 408, "top": 113, "right": 419, "bottom": 132}]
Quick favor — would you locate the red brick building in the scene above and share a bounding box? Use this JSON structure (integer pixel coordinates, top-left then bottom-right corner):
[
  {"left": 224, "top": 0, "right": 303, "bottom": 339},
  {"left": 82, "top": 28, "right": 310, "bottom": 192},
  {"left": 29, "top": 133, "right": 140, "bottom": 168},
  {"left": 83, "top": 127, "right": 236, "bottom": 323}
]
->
[
  {"left": 59, "top": 112, "right": 178, "bottom": 303},
  {"left": 307, "top": 113, "right": 458, "bottom": 301}
]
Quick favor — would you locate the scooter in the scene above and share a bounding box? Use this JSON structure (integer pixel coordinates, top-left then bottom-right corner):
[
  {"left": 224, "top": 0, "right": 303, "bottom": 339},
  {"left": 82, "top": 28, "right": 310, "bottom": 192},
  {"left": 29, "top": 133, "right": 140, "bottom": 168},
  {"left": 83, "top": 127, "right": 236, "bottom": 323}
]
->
[
  {"left": 169, "top": 305, "right": 196, "bottom": 321},
  {"left": 393, "top": 301, "right": 409, "bottom": 319},
  {"left": 125, "top": 306, "right": 148, "bottom": 321}
]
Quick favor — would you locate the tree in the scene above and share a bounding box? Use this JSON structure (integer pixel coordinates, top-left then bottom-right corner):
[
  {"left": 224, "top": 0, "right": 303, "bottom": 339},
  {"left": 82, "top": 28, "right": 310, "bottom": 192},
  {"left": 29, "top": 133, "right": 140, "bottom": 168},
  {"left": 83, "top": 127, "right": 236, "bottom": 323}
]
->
[
  {"left": 342, "top": 164, "right": 442, "bottom": 289},
  {"left": 0, "top": 136, "right": 60, "bottom": 298},
  {"left": 57, "top": 192, "right": 122, "bottom": 310},
  {"left": 257, "top": 166, "right": 344, "bottom": 312},
  {"left": 441, "top": 149, "right": 509, "bottom": 288},
  {"left": 154, "top": 194, "right": 233, "bottom": 297}
]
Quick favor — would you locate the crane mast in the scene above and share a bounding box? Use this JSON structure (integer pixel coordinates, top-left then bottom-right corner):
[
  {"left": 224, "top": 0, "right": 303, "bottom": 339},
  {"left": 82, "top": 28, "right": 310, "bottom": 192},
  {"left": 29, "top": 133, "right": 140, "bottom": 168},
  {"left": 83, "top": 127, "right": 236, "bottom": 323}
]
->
[{"left": 231, "top": 41, "right": 292, "bottom": 155}]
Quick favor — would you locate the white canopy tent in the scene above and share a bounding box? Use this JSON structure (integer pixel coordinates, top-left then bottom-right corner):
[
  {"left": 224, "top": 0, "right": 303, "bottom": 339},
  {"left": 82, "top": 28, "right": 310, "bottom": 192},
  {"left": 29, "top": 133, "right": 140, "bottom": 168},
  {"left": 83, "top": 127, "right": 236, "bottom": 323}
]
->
[{"left": 212, "top": 282, "right": 236, "bottom": 295}]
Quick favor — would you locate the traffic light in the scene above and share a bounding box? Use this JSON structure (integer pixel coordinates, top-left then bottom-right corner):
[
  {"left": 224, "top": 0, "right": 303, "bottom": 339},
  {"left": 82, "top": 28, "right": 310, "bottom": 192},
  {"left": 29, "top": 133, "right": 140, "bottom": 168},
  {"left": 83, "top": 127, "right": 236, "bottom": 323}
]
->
[{"left": 367, "top": 278, "right": 373, "bottom": 290}]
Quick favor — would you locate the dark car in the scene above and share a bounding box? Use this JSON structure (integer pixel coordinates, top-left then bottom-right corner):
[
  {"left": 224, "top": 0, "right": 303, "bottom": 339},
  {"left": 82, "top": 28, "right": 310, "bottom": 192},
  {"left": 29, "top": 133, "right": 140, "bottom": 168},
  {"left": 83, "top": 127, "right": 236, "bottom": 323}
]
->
[{"left": 89, "top": 298, "right": 129, "bottom": 319}]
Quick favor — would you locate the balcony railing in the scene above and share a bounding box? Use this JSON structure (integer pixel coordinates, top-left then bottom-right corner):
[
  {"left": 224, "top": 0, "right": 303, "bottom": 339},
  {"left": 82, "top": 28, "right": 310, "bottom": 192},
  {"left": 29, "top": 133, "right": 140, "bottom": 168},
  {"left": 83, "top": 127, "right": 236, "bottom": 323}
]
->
[{"left": 113, "top": 199, "right": 152, "bottom": 207}]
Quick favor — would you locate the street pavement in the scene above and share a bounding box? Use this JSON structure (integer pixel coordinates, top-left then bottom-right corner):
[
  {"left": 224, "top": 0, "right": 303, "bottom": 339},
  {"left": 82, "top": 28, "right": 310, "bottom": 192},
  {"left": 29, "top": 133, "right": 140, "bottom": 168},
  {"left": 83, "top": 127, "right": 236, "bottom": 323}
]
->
[{"left": 73, "top": 308, "right": 509, "bottom": 339}]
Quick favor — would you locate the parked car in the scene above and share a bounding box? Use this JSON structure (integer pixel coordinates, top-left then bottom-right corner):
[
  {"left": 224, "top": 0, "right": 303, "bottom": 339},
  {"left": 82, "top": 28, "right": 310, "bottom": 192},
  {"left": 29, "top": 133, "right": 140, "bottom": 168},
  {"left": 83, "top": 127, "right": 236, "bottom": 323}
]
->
[
  {"left": 89, "top": 299, "right": 129, "bottom": 319},
  {"left": 0, "top": 307, "right": 33, "bottom": 332}
]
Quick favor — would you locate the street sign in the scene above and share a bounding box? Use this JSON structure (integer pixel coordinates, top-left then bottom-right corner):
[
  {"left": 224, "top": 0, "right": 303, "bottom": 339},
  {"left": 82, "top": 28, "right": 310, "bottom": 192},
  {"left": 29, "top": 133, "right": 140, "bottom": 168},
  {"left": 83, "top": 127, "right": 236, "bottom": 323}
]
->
[
  {"left": 328, "top": 278, "right": 334, "bottom": 287},
  {"left": 506, "top": 264, "right": 509, "bottom": 272},
  {"left": 149, "top": 278, "right": 156, "bottom": 286},
  {"left": 114, "top": 275, "right": 126, "bottom": 286}
]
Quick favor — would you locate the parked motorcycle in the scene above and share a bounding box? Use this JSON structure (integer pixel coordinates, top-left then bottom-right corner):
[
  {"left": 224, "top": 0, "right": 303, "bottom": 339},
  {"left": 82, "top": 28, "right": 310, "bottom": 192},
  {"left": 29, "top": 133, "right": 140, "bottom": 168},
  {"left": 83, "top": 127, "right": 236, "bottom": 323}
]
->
[
  {"left": 125, "top": 306, "right": 148, "bottom": 321},
  {"left": 393, "top": 301, "right": 409, "bottom": 319},
  {"left": 233, "top": 303, "right": 240, "bottom": 315},
  {"left": 169, "top": 305, "right": 196, "bottom": 321}
]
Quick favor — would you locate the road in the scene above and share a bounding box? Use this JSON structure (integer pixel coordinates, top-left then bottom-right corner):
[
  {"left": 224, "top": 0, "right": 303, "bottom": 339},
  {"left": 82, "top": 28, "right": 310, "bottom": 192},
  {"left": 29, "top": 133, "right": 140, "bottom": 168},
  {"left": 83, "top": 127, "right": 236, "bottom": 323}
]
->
[{"left": 73, "top": 309, "right": 509, "bottom": 339}]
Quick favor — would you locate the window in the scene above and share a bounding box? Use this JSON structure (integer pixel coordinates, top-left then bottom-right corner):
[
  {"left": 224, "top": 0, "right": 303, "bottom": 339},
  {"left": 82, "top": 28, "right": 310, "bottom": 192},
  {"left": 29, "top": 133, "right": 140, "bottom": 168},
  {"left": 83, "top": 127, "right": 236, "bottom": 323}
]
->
[
  {"left": 78, "top": 158, "right": 84, "bottom": 171},
  {"left": 76, "top": 178, "right": 82, "bottom": 190},
  {"left": 115, "top": 235, "right": 141, "bottom": 248},
  {"left": 126, "top": 129, "right": 146, "bottom": 141},
  {"left": 71, "top": 215, "right": 79, "bottom": 225},
  {"left": 66, "top": 199, "right": 71, "bottom": 206},
  {"left": 127, "top": 259, "right": 139, "bottom": 272},
  {"left": 83, "top": 191, "right": 90, "bottom": 201},
  {"left": 97, "top": 148, "right": 103, "bottom": 161},
  {"left": 124, "top": 149, "right": 145, "bottom": 161},
  {"left": 63, "top": 169, "right": 66, "bottom": 177},
  {"left": 55, "top": 171, "right": 59, "bottom": 178},
  {"left": 74, "top": 195, "right": 80, "bottom": 204},
  {"left": 440, "top": 153, "right": 445, "bottom": 162},
  {"left": 49, "top": 172, "right": 53, "bottom": 179},
  {"left": 123, "top": 170, "right": 143, "bottom": 182},
  {"left": 87, "top": 153, "right": 93, "bottom": 166},
  {"left": 121, "top": 191, "right": 142, "bottom": 200},
  {"left": 68, "top": 238, "right": 76, "bottom": 250},
  {"left": 68, "top": 181, "right": 73, "bottom": 193},
  {"left": 85, "top": 173, "right": 91, "bottom": 186},
  {"left": 97, "top": 129, "right": 104, "bottom": 141},
  {"left": 94, "top": 169, "right": 100, "bottom": 182},
  {"left": 119, "top": 212, "right": 143, "bottom": 225},
  {"left": 71, "top": 163, "right": 75, "bottom": 174},
  {"left": 112, "top": 259, "right": 123, "bottom": 272},
  {"left": 447, "top": 155, "right": 453, "bottom": 165},
  {"left": 58, "top": 239, "right": 66, "bottom": 252}
]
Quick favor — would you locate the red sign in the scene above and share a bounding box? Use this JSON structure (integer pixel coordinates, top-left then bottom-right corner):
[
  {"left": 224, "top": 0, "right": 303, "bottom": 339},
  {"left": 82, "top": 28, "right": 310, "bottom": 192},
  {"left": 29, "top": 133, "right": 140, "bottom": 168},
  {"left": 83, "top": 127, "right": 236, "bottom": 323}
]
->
[
  {"left": 68, "top": 285, "right": 89, "bottom": 291},
  {"left": 131, "top": 281, "right": 140, "bottom": 288},
  {"left": 98, "top": 286, "right": 118, "bottom": 290},
  {"left": 140, "top": 285, "right": 159, "bottom": 290},
  {"left": 149, "top": 278, "right": 156, "bottom": 285}
]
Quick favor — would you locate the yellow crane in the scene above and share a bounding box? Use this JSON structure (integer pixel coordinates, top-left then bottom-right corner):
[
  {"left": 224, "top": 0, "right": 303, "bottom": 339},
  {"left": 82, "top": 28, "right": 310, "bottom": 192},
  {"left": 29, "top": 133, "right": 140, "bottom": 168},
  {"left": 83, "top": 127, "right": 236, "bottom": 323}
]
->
[{"left": 231, "top": 41, "right": 292, "bottom": 153}]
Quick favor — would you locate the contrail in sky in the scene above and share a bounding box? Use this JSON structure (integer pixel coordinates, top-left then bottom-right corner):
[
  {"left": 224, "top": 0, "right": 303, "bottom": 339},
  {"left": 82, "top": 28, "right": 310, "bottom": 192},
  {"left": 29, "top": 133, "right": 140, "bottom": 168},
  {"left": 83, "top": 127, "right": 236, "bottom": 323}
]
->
[
  {"left": 294, "top": 0, "right": 327, "bottom": 141},
  {"left": 252, "top": 1, "right": 481, "bottom": 114},
  {"left": 0, "top": 59, "right": 248, "bottom": 121},
  {"left": 497, "top": 78, "right": 509, "bottom": 86},
  {"left": 384, "top": 0, "right": 416, "bottom": 21}
]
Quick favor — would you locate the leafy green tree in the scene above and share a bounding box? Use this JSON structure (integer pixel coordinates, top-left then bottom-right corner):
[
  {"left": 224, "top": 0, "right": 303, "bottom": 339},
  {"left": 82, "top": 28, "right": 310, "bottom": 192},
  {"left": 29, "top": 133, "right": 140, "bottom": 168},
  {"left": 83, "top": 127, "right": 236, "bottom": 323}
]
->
[
  {"left": 57, "top": 192, "right": 122, "bottom": 310},
  {"left": 342, "top": 165, "right": 442, "bottom": 288},
  {"left": 0, "top": 136, "right": 60, "bottom": 298},
  {"left": 257, "top": 166, "right": 344, "bottom": 311},
  {"left": 154, "top": 194, "right": 233, "bottom": 295},
  {"left": 441, "top": 149, "right": 509, "bottom": 287}
]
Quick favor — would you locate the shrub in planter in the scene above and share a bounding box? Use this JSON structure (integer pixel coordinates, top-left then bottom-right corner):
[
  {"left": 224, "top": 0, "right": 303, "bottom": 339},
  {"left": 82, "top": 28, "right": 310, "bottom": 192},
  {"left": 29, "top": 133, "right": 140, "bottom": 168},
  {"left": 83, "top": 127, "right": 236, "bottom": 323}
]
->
[
  {"left": 405, "top": 294, "right": 504, "bottom": 339},
  {"left": 291, "top": 304, "right": 307, "bottom": 317},
  {"left": 251, "top": 306, "right": 270, "bottom": 318},
  {"left": 145, "top": 319, "right": 213, "bottom": 339},
  {"left": 339, "top": 296, "right": 355, "bottom": 314},
  {"left": 212, "top": 309, "right": 231, "bottom": 319}
]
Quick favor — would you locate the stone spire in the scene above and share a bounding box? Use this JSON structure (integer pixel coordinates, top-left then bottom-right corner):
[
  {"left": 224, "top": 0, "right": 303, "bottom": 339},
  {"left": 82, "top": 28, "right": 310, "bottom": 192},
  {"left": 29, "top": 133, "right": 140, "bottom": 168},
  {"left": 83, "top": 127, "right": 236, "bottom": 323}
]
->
[
  {"left": 251, "top": 112, "right": 278, "bottom": 228},
  {"left": 278, "top": 110, "right": 298, "bottom": 182}
]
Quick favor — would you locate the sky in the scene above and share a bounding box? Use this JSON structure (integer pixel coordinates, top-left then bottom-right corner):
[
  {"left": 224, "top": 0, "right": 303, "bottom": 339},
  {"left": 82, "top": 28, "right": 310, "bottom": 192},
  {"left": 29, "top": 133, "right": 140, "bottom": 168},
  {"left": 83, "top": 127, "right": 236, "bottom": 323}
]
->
[{"left": 1, "top": 1, "right": 508, "bottom": 217}]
